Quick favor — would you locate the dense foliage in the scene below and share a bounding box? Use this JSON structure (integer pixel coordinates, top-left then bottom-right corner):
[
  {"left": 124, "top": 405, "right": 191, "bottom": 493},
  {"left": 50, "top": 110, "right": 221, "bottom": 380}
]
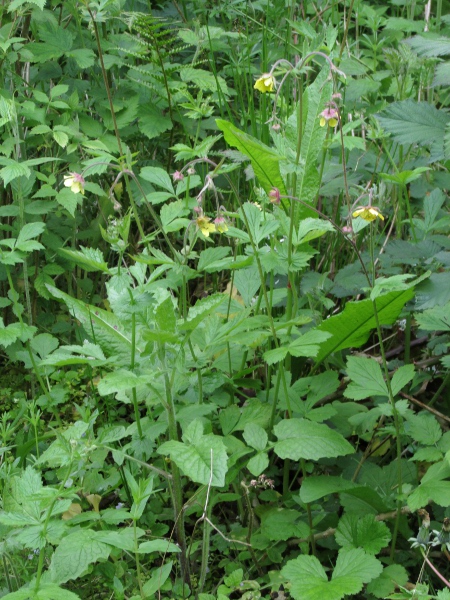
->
[{"left": 1, "top": 1, "right": 450, "bottom": 599}]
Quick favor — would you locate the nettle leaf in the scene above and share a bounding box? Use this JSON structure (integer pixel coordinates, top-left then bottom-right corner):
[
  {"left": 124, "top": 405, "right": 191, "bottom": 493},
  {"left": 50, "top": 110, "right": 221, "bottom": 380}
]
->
[
  {"left": 274, "top": 419, "right": 354, "bottom": 461},
  {"left": 216, "top": 119, "right": 286, "bottom": 194},
  {"left": 405, "top": 413, "right": 442, "bottom": 445},
  {"left": 261, "top": 508, "right": 309, "bottom": 541},
  {"left": 158, "top": 420, "right": 228, "bottom": 486},
  {"left": 416, "top": 302, "right": 450, "bottom": 331},
  {"left": 335, "top": 513, "right": 391, "bottom": 554},
  {"left": 344, "top": 356, "right": 388, "bottom": 400},
  {"left": 49, "top": 529, "right": 111, "bottom": 584},
  {"left": 313, "top": 289, "right": 414, "bottom": 364},
  {"left": 58, "top": 246, "right": 110, "bottom": 273},
  {"left": 376, "top": 100, "right": 450, "bottom": 159},
  {"left": 282, "top": 547, "right": 382, "bottom": 600}
]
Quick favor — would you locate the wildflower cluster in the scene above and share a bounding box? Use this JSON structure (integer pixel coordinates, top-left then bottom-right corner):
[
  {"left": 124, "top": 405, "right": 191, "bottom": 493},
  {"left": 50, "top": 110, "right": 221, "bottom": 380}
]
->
[
  {"left": 249, "top": 474, "right": 275, "bottom": 490},
  {"left": 409, "top": 511, "right": 450, "bottom": 552}
]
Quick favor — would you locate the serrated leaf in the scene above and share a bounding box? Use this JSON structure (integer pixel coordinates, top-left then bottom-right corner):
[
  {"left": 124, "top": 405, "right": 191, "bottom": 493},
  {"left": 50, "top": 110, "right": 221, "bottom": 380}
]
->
[
  {"left": 49, "top": 529, "right": 111, "bottom": 583},
  {"left": 313, "top": 289, "right": 414, "bottom": 364},
  {"left": 140, "top": 166, "right": 174, "bottom": 193},
  {"left": 158, "top": 428, "right": 228, "bottom": 486},
  {"left": 46, "top": 285, "right": 133, "bottom": 359},
  {"left": 282, "top": 548, "right": 382, "bottom": 600},
  {"left": 416, "top": 302, "right": 450, "bottom": 331},
  {"left": 335, "top": 513, "right": 391, "bottom": 554},
  {"left": 391, "top": 364, "right": 415, "bottom": 396},
  {"left": 58, "top": 246, "right": 110, "bottom": 273},
  {"left": 376, "top": 100, "right": 450, "bottom": 159},
  {"left": 344, "top": 356, "right": 388, "bottom": 400},
  {"left": 216, "top": 119, "right": 286, "bottom": 194},
  {"left": 300, "top": 476, "right": 359, "bottom": 503},
  {"left": 274, "top": 418, "right": 354, "bottom": 461},
  {"left": 366, "top": 564, "right": 409, "bottom": 599}
]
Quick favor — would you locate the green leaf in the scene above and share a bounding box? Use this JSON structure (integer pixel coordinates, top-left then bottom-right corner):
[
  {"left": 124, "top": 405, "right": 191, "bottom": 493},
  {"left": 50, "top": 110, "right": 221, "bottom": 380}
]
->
[
  {"left": 142, "top": 562, "right": 173, "bottom": 597},
  {"left": 366, "top": 565, "right": 409, "bottom": 599},
  {"left": 408, "top": 462, "right": 450, "bottom": 510},
  {"left": 140, "top": 166, "right": 174, "bottom": 194},
  {"left": 405, "top": 413, "right": 442, "bottom": 445},
  {"left": 243, "top": 423, "right": 267, "bottom": 452},
  {"left": 274, "top": 418, "right": 354, "bottom": 461},
  {"left": 282, "top": 548, "right": 382, "bottom": 600},
  {"left": 405, "top": 34, "right": 450, "bottom": 57},
  {"left": 138, "top": 105, "right": 172, "bottom": 140},
  {"left": 370, "top": 272, "right": 430, "bottom": 300},
  {"left": 300, "top": 476, "right": 359, "bottom": 503},
  {"left": 335, "top": 513, "right": 391, "bottom": 554},
  {"left": 390, "top": 364, "right": 415, "bottom": 396},
  {"left": 293, "top": 71, "right": 332, "bottom": 218},
  {"left": 198, "top": 247, "right": 231, "bottom": 272},
  {"left": 158, "top": 421, "right": 228, "bottom": 486},
  {"left": 376, "top": 100, "right": 450, "bottom": 159},
  {"left": 416, "top": 302, "right": 450, "bottom": 331},
  {"left": 344, "top": 356, "right": 388, "bottom": 400},
  {"left": 261, "top": 508, "right": 309, "bottom": 541},
  {"left": 46, "top": 285, "right": 133, "bottom": 360},
  {"left": 9, "top": 0, "right": 46, "bottom": 11},
  {"left": 66, "top": 48, "right": 96, "bottom": 68},
  {"left": 216, "top": 119, "right": 286, "bottom": 194},
  {"left": 97, "top": 370, "right": 149, "bottom": 396},
  {"left": 247, "top": 452, "right": 269, "bottom": 477},
  {"left": 1, "top": 584, "right": 80, "bottom": 600},
  {"left": 138, "top": 539, "right": 181, "bottom": 553},
  {"left": 49, "top": 529, "right": 111, "bottom": 584},
  {"left": 58, "top": 246, "right": 110, "bottom": 273},
  {"left": 0, "top": 162, "right": 31, "bottom": 186},
  {"left": 313, "top": 289, "right": 414, "bottom": 364}
]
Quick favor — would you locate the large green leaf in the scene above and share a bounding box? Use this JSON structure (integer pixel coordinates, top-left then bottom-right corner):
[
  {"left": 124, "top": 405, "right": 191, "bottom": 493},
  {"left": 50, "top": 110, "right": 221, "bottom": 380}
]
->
[
  {"left": 46, "top": 285, "right": 133, "bottom": 360},
  {"left": 49, "top": 529, "right": 111, "bottom": 584},
  {"left": 335, "top": 513, "right": 391, "bottom": 554},
  {"left": 376, "top": 100, "right": 450, "bottom": 160},
  {"left": 216, "top": 119, "right": 286, "bottom": 194},
  {"left": 344, "top": 356, "right": 388, "bottom": 400},
  {"left": 282, "top": 548, "right": 382, "bottom": 600},
  {"left": 313, "top": 289, "right": 414, "bottom": 364},
  {"left": 158, "top": 420, "right": 228, "bottom": 486},
  {"left": 292, "top": 70, "right": 332, "bottom": 218},
  {"left": 274, "top": 418, "right": 354, "bottom": 461}
]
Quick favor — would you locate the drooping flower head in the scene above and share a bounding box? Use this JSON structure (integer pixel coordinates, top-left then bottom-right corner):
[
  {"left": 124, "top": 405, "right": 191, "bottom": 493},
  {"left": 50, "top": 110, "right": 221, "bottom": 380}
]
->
[
  {"left": 254, "top": 73, "right": 276, "bottom": 93},
  {"left": 319, "top": 107, "right": 338, "bottom": 128},
  {"left": 172, "top": 170, "right": 184, "bottom": 182},
  {"left": 352, "top": 206, "right": 385, "bottom": 222},
  {"left": 268, "top": 187, "right": 281, "bottom": 205},
  {"left": 214, "top": 216, "right": 228, "bottom": 233},
  {"left": 64, "top": 172, "right": 85, "bottom": 195},
  {"left": 196, "top": 215, "right": 216, "bottom": 237}
]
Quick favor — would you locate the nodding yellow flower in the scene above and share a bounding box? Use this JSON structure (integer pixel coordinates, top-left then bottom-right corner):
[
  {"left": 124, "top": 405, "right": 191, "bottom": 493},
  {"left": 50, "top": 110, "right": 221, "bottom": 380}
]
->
[
  {"left": 64, "top": 172, "right": 85, "bottom": 195},
  {"left": 196, "top": 215, "right": 216, "bottom": 237},
  {"left": 352, "top": 206, "right": 385, "bottom": 222},
  {"left": 254, "top": 73, "right": 276, "bottom": 93},
  {"left": 319, "top": 107, "right": 338, "bottom": 128},
  {"left": 214, "top": 216, "right": 228, "bottom": 233}
]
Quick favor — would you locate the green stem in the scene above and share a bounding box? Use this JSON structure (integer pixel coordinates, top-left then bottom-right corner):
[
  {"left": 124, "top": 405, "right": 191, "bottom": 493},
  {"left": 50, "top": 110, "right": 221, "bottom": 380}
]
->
[
  {"left": 128, "top": 290, "right": 143, "bottom": 438},
  {"left": 134, "top": 519, "right": 145, "bottom": 598},
  {"left": 198, "top": 501, "right": 212, "bottom": 594},
  {"left": 369, "top": 225, "right": 403, "bottom": 561}
]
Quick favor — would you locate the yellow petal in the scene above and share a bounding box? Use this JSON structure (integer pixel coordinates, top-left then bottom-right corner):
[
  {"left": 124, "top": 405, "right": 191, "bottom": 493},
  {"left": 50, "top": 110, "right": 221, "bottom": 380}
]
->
[
  {"left": 328, "top": 118, "right": 338, "bottom": 127},
  {"left": 320, "top": 118, "right": 326, "bottom": 127}
]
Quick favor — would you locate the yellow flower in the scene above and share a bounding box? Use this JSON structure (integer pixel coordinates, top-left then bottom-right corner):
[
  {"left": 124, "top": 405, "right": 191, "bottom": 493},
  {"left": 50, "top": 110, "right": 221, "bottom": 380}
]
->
[
  {"left": 254, "top": 73, "right": 276, "bottom": 93},
  {"left": 64, "top": 172, "right": 85, "bottom": 195},
  {"left": 352, "top": 206, "right": 385, "bottom": 222},
  {"left": 196, "top": 215, "right": 216, "bottom": 237},
  {"left": 214, "top": 216, "right": 228, "bottom": 233},
  {"left": 319, "top": 107, "right": 338, "bottom": 128}
]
